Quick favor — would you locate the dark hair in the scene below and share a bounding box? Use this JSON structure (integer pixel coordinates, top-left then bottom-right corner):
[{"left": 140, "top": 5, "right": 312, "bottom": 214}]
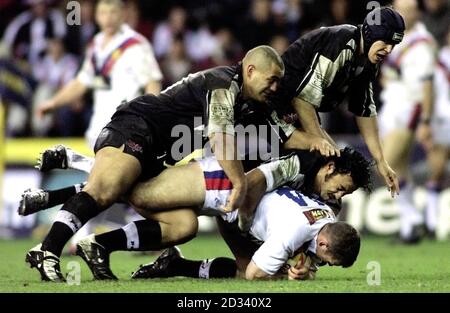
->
[
  {"left": 328, "top": 147, "right": 373, "bottom": 192},
  {"left": 298, "top": 147, "right": 373, "bottom": 196},
  {"left": 325, "top": 222, "right": 361, "bottom": 268}
]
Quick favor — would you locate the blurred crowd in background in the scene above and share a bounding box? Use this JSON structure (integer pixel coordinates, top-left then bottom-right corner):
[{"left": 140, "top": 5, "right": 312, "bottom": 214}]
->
[{"left": 1, "top": 0, "right": 448, "bottom": 139}]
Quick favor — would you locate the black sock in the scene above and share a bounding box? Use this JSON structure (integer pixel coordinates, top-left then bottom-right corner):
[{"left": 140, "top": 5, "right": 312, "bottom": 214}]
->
[
  {"left": 40, "top": 222, "right": 73, "bottom": 257},
  {"left": 209, "top": 257, "right": 237, "bottom": 278},
  {"left": 41, "top": 192, "right": 101, "bottom": 256},
  {"left": 134, "top": 219, "right": 163, "bottom": 250},
  {"left": 95, "top": 228, "right": 127, "bottom": 253},
  {"left": 169, "top": 257, "right": 236, "bottom": 279},
  {"left": 95, "top": 219, "right": 163, "bottom": 253},
  {"left": 46, "top": 183, "right": 85, "bottom": 208}
]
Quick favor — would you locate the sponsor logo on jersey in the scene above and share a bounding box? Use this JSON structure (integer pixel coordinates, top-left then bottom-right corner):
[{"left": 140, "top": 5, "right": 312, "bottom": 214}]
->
[
  {"left": 126, "top": 140, "right": 143, "bottom": 154},
  {"left": 282, "top": 113, "right": 298, "bottom": 124},
  {"left": 303, "top": 209, "right": 332, "bottom": 225}
]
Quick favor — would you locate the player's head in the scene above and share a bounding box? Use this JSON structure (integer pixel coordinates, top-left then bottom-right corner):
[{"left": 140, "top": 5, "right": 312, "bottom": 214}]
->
[
  {"left": 316, "top": 221, "right": 361, "bottom": 268},
  {"left": 315, "top": 147, "right": 372, "bottom": 201},
  {"left": 26, "top": 0, "right": 48, "bottom": 17},
  {"left": 393, "top": 0, "right": 419, "bottom": 31},
  {"left": 242, "top": 45, "right": 285, "bottom": 103},
  {"left": 96, "top": 0, "right": 124, "bottom": 36},
  {"left": 362, "top": 6, "right": 405, "bottom": 64}
]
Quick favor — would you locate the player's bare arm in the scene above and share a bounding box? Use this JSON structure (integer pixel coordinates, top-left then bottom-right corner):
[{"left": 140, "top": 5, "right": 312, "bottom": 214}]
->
[
  {"left": 292, "top": 98, "right": 340, "bottom": 156},
  {"left": 356, "top": 115, "right": 399, "bottom": 197},
  {"left": 37, "top": 79, "right": 87, "bottom": 117},
  {"left": 283, "top": 129, "right": 339, "bottom": 157},
  {"left": 210, "top": 132, "right": 248, "bottom": 213}
]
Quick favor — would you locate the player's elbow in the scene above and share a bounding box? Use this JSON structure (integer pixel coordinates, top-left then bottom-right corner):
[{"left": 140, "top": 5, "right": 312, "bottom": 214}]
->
[
  {"left": 245, "top": 261, "right": 270, "bottom": 280},
  {"left": 245, "top": 271, "right": 270, "bottom": 280},
  {"left": 245, "top": 272, "right": 257, "bottom": 280}
]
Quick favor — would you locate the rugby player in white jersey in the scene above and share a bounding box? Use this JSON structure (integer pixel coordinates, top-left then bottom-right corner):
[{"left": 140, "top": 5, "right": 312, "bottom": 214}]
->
[
  {"left": 132, "top": 188, "right": 360, "bottom": 281},
  {"left": 21, "top": 147, "right": 369, "bottom": 280},
  {"left": 86, "top": 154, "right": 363, "bottom": 280},
  {"left": 424, "top": 27, "right": 450, "bottom": 238},
  {"left": 37, "top": 0, "right": 162, "bottom": 149},
  {"left": 33, "top": 0, "right": 163, "bottom": 251},
  {"left": 378, "top": 0, "right": 437, "bottom": 243}
]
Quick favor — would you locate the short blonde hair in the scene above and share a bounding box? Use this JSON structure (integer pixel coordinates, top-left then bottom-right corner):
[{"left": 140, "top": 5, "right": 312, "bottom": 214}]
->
[
  {"left": 97, "top": 0, "right": 124, "bottom": 9},
  {"left": 243, "top": 45, "right": 285, "bottom": 72}
]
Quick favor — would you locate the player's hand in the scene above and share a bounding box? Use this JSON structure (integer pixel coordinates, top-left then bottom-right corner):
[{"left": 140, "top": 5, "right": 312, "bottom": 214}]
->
[
  {"left": 288, "top": 265, "right": 310, "bottom": 280},
  {"left": 309, "top": 138, "right": 340, "bottom": 157},
  {"left": 288, "top": 253, "right": 313, "bottom": 280},
  {"left": 416, "top": 122, "right": 433, "bottom": 151},
  {"left": 222, "top": 182, "right": 247, "bottom": 213},
  {"left": 376, "top": 160, "right": 399, "bottom": 198},
  {"left": 36, "top": 99, "right": 57, "bottom": 118},
  {"left": 238, "top": 210, "right": 254, "bottom": 232}
]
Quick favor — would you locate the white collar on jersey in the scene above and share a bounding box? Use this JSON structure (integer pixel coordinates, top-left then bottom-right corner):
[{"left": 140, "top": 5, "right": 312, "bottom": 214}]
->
[{"left": 307, "top": 234, "right": 318, "bottom": 254}]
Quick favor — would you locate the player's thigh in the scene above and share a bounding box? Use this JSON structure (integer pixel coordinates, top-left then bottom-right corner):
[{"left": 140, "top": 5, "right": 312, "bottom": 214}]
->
[
  {"left": 84, "top": 146, "right": 141, "bottom": 204},
  {"left": 136, "top": 208, "right": 199, "bottom": 244},
  {"left": 129, "top": 161, "right": 205, "bottom": 210},
  {"left": 382, "top": 129, "right": 415, "bottom": 167},
  {"left": 427, "top": 145, "right": 449, "bottom": 180}
]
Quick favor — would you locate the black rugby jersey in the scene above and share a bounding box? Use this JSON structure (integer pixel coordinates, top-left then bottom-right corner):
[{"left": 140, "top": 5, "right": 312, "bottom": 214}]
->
[
  {"left": 113, "top": 65, "right": 296, "bottom": 163},
  {"left": 273, "top": 24, "right": 378, "bottom": 119}
]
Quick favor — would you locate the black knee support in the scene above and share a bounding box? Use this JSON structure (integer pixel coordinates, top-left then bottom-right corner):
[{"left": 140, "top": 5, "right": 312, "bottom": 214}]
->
[
  {"left": 134, "top": 219, "right": 162, "bottom": 250},
  {"left": 209, "top": 257, "right": 237, "bottom": 278},
  {"left": 62, "top": 191, "right": 101, "bottom": 224}
]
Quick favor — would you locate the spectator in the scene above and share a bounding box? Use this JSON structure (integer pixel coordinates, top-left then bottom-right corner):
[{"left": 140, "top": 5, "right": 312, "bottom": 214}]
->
[
  {"left": 124, "top": 0, "right": 153, "bottom": 39},
  {"left": 423, "top": 0, "right": 450, "bottom": 47},
  {"left": 2, "top": 0, "right": 66, "bottom": 72},
  {"left": 272, "top": 0, "right": 305, "bottom": 42},
  {"left": 160, "top": 34, "right": 192, "bottom": 87},
  {"left": 31, "top": 37, "right": 81, "bottom": 136},
  {"left": 270, "top": 34, "right": 290, "bottom": 55},
  {"left": 65, "top": 0, "right": 97, "bottom": 58},
  {"left": 237, "top": 0, "right": 278, "bottom": 51},
  {"left": 152, "top": 6, "right": 188, "bottom": 59},
  {"left": 211, "top": 27, "right": 243, "bottom": 66}
]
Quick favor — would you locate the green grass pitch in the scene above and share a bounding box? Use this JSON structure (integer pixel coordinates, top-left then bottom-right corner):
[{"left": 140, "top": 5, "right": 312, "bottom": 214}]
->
[{"left": 1, "top": 235, "right": 449, "bottom": 293}]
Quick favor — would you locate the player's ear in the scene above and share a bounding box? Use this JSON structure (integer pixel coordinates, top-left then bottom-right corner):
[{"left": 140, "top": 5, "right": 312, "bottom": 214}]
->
[
  {"left": 326, "top": 161, "right": 336, "bottom": 175},
  {"left": 318, "top": 238, "right": 329, "bottom": 249},
  {"left": 246, "top": 64, "right": 256, "bottom": 78}
]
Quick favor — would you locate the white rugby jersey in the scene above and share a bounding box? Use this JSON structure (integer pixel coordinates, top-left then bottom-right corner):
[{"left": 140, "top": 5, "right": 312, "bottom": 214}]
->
[
  {"left": 434, "top": 47, "right": 450, "bottom": 118},
  {"left": 223, "top": 187, "right": 336, "bottom": 275},
  {"left": 381, "top": 22, "right": 436, "bottom": 107},
  {"left": 77, "top": 23, "right": 163, "bottom": 148}
]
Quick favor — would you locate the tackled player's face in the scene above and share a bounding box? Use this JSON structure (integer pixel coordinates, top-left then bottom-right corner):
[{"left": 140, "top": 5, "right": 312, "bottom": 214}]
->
[
  {"left": 316, "top": 245, "right": 339, "bottom": 267},
  {"left": 320, "top": 172, "right": 355, "bottom": 201},
  {"left": 368, "top": 40, "right": 394, "bottom": 64},
  {"left": 246, "top": 63, "right": 283, "bottom": 103},
  {"left": 315, "top": 233, "right": 339, "bottom": 266},
  {"left": 96, "top": 3, "right": 123, "bottom": 36}
]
